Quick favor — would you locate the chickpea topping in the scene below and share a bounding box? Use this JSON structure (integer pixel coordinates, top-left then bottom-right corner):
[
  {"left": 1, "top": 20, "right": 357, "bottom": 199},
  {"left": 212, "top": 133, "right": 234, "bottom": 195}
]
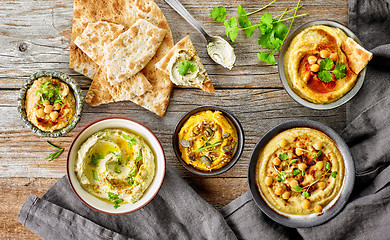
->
[
  {"left": 49, "top": 111, "right": 59, "bottom": 120},
  {"left": 313, "top": 142, "right": 323, "bottom": 150},
  {"left": 273, "top": 157, "right": 281, "bottom": 165},
  {"left": 320, "top": 49, "right": 330, "bottom": 58},
  {"left": 43, "top": 99, "right": 51, "bottom": 106},
  {"left": 302, "top": 199, "right": 311, "bottom": 209},
  {"left": 280, "top": 139, "right": 288, "bottom": 148},
  {"left": 36, "top": 108, "right": 45, "bottom": 118},
  {"left": 316, "top": 161, "right": 324, "bottom": 170},
  {"left": 314, "top": 204, "right": 323, "bottom": 213},
  {"left": 317, "top": 181, "right": 327, "bottom": 190},
  {"left": 275, "top": 187, "right": 284, "bottom": 195},
  {"left": 295, "top": 148, "right": 303, "bottom": 156},
  {"left": 282, "top": 191, "right": 291, "bottom": 200},
  {"left": 290, "top": 180, "right": 299, "bottom": 189},
  {"left": 298, "top": 163, "right": 307, "bottom": 171},
  {"left": 310, "top": 64, "right": 320, "bottom": 72},
  {"left": 308, "top": 55, "right": 317, "bottom": 65},
  {"left": 44, "top": 105, "right": 54, "bottom": 114},
  {"left": 265, "top": 176, "right": 273, "bottom": 186},
  {"left": 54, "top": 102, "right": 61, "bottom": 111},
  {"left": 330, "top": 53, "right": 338, "bottom": 62}
]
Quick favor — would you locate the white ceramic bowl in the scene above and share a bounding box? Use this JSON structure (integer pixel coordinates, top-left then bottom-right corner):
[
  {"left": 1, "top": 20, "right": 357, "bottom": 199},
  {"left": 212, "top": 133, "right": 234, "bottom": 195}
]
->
[{"left": 67, "top": 117, "right": 166, "bottom": 215}]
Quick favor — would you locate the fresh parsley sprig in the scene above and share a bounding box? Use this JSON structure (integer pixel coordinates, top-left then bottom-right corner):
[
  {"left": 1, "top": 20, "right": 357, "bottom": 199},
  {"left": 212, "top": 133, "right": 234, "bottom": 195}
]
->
[
  {"left": 210, "top": 0, "right": 309, "bottom": 64},
  {"left": 177, "top": 60, "right": 197, "bottom": 76},
  {"left": 45, "top": 141, "right": 64, "bottom": 162},
  {"left": 318, "top": 58, "right": 347, "bottom": 83},
  {"left": 108, "top": 192, "right": 124, "bottom": 209}
]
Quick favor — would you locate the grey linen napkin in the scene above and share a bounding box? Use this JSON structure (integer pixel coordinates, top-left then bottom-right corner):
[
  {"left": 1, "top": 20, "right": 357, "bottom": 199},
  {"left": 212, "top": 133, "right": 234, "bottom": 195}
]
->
[
  {"left": 18, "top": 165, "right": 237, "bottom": 240},
  {"left": 18, "top": 0, "right": 390, "bottom": 239},
  {"left": 220, "top": 0, "right": 390, "bottom": 239}
]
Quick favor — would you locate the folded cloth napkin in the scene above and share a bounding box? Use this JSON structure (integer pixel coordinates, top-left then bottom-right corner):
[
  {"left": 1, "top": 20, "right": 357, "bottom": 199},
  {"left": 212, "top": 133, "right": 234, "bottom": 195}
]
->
[{"left": 18, "top": 0, "right": 390, "bottom": 239}]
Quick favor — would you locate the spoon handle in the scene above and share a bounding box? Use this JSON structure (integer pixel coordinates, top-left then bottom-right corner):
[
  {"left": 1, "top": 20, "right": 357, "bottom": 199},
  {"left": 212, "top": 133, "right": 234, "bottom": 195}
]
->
[{"left": 164, "top": 0, "right": 211, "bottom": 41}]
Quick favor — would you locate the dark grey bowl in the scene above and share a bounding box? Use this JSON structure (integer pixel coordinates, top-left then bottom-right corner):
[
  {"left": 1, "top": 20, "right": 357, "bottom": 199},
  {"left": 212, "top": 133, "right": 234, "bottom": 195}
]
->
[
  {"left": 173, "top": 106, "right": 245, "bottom": 176},
  {"left": 278, "top": 20, "right": 367, "bottom": 110},
  {"left": 248, "top": 120, "right": 355, "bottom": 228},
  {"left": 17, "top": 70, "right": 84, "bottom": 138}
]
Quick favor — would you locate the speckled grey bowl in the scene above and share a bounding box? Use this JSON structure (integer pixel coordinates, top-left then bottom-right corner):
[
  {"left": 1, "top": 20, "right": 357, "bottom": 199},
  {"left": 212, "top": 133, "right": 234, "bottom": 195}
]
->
[
  {"left": 17, "top": 70, "right": 84, "bottom": 138},
  {"left": 278, "top": 20, "right": 367, "bottom": 110}
]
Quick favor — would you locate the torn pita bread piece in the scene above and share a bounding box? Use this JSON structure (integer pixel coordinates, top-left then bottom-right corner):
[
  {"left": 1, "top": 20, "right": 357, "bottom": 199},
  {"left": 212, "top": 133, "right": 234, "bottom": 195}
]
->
[
  {"left": 74, "top": 21, "right": 124, "bottom": 66},
  {"left": 341, "top": 37, "right": 373, "bottom": 75},
  {"left": 84, "top": 67, "right": 113, "bottom": 106},
  {"left": 104, "top": 19, "right": 167, "bottom": 85},
  {"left": 156, "top": 36, "right": 215, "bottom": 93}
]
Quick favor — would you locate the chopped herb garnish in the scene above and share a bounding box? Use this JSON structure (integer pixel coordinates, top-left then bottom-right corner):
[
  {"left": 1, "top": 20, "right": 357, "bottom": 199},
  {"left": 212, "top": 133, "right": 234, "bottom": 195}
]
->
[
  {"left": 193, "top": 140, "right": 223, "bottom": 152},
  {"left": 279, "top": 153, "right": 289, "bottom": 161},
  {"left": 92, "top": 170, "right": 99, "bottom": 181},
  {"left": 302, "top": 191, "right": 310, "bottom": 197},
  {"left": 177, "top": 60, "right": 197, "bottom": 76},
  {"left": 135, "top": 156, "right": 143, "bottom": 162},
  {"left": 127, "top": 168, "right": 137, "bottom": 185},
  {"left": 325, "top": 162, "right": 331, "bottom": 170},
  {"left": 318, "top": 58, "right": 347, "bottom": 83},
  {"left": 89, "top": 153, "right": 104, "bottom": 166},
  {"left": 278, "top": 171, "right": 286, "bottom": 182},
  {"left": 313, "top": 149, "right": 322, "bottom": 161},
  {"left": 294, "top": 185, "right": 302, "bottom": 191},
  {"left": 36, "top": 81, "right": 63, "bottom": 106},
  {"left": 292, "top": 168, "right": 301, "bottom": 176},
  {"left": 331, "top": 171, "right": 338, "bottom": 178},
  {"left": 45, "top": 141, "right": 64, "bottom": 162},
  {"left": 124, "top": 157, "right": 130, "bottom": 165},
  {"left": 288, "top": 158, "right": 298, "bottom": 167},
  {"left": 302, "top": 170, "right": 305, "bottom": 176},
  {"left": 107, "top": 192, "right": 124, "bottom": 209},
  {"left": 127, "top": 137, "right": 137, "bottom": 148}
]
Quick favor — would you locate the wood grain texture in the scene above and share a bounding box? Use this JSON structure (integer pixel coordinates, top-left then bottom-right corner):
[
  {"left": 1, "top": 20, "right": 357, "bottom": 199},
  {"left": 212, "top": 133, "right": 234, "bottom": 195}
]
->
[{"left": 0, "top": 0, "right": 348, "bottom": 238}]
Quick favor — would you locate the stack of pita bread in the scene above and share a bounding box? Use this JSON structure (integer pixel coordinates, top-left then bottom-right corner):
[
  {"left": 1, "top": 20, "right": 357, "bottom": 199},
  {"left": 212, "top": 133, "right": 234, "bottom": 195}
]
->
[
  {"left": 70, "top": 0, "right": 215, "bottom": 117},
  {"left": 69, "top": 0, "right": 174, "bottom": 117}
]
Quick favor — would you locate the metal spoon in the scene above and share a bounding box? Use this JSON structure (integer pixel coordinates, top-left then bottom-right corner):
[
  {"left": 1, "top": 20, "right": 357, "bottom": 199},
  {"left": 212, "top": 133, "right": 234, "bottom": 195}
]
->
[{"left": 164, "top": 0, "right": 236, "bottom": 70}]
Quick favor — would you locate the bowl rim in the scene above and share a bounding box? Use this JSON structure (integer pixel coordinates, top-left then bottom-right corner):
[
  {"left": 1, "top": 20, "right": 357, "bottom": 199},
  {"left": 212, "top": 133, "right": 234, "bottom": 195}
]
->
[
  {"left": 172, "top": 105, "right": 245, "bottom": 176},
  {"left": 17, "top": 70, "right": 84, "bottom": 137},
  {"left": 248, "top": 119, "right": 355, "bottom": 228},
  {"left": 278, "top": 19, "right": 367, "bottom": 110},
  {"left": 66, "top": 116, "right": 166, "bottom": 215}
]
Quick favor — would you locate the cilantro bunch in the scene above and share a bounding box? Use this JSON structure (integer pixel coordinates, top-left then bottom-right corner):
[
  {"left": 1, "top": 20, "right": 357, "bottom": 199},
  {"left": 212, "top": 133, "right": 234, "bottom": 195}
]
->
[
  {"left": 210, "top": 0, "right": 308, "bottom": 64},
  {"left": 317, "top": 58, "right": 347, "bottom": 83}
]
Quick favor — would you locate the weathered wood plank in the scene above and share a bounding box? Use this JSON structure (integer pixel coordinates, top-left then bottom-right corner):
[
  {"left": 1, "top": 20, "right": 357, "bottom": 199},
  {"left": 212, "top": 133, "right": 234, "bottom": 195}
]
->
[
  {"left": 0, "top": 0, "right": 348, "bottom": 89},
  {"left": 0, "top": 88, "right": 345, "bottom": 178},
  {"left": 0, "top": 177, "right": 246, "bottom": 240}
]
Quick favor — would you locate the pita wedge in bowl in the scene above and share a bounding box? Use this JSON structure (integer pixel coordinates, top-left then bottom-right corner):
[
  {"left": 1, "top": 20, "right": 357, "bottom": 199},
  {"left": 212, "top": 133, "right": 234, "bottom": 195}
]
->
[
  {"left": 156, "top": 36, "right": 215, "bottom": 93},
  {"left": 69, "top": 0, "right": 174, "bottom": 117}
]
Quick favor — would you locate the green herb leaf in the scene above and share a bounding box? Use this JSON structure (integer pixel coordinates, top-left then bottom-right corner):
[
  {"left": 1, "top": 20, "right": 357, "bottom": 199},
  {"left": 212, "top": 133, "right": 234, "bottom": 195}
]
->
[
  {"left": 135, "top": 156, "right": 143, "bottom": 162},
  {"left": 177, "top": 60, "right": 197, "bottom": 76},
  {"left": 108, "top": 192, "right": 124, "bottom": 208},
  {"left": 92, "top": 170, "right": 99, "bottom": 181},
  {"left": 122, "top": 134, "right": 130, "bottom": 140},
  {"left": 290, "top": 158, "right": 298, "bottom": 165},
  {"left": 113, "top": 198, "right": 124, "bottom": 209},
  {"left": 318, "top": 70, "right": 333, "bottom": 83},
  {"left": 278, "top": 171, "right": 286, "bottom": 182},
  {"left": 278, "top": 153, "right": 289, "bottom": 161},
  {"left": 325, "top": 162, "right": 331, "bottom": 170},
  {"left": 294, "top": 185, "right": 302, "bottom": 191},
  {"left": 224, "top": 18, "right": 239, "bottom": 42},
  {"left": 124, "top": 157, "right": 130, "bottom": 165},
  {"left": 313, "top": 149, "right": 323, "bottom": 161},
  {"left": 194, "top": 140, "right": 223, "bottom": 152},
  {"left": 259, "top": 13, "right": 274, "bottom": 30},
  {"left": 331, "top": 171, "right": 338, "bottom": 178},
  {"left": 127, "top": 137, "right": 137, "bottom": 148},
  {"left": 292, "top": 168, "right": 301, "bottom": 176},
  {"left": 46, "top": 141, "right": 64, "bottom": 162},
  {"left": 108, "top": 192, "right": 119, "bottom": 201},
  {"left": 210, "top": 6, "right": 227, "bottom": 22},
  {"left": 302, "top": 191, "right": 310, "bottom": 197},
  {"left": 257, "top": 52, "right": 276, "bottom": 65},
  {"left": 332, "top": 62, "right": 347, "bottom": 79},
  {"left": 237, "top": 5, "right": 254, "bottom": 37},
  {"left": 319, "top": 58, "right": 334, "bottom": 71},
  {"left": 302, "top": 170, "right": 305, "bottom": 176}
]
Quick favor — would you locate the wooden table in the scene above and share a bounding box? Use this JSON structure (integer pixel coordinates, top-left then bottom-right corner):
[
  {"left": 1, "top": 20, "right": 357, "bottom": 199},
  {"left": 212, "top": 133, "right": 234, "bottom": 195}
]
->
[{"left": 0, "top": 0, "right": 348, "bottom": 238}]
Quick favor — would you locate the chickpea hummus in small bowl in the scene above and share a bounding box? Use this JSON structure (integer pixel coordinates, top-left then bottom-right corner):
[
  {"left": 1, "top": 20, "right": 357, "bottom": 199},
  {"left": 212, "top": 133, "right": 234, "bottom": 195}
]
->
[
  {"left": 18, "top": 70, "right": 84, "bottom": 137},
  {"left": 67, "top": 117, "right": 166, "bottom": 215},
  {"left": 248, "top": 120, "right": 355, "bottom": 228}
]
